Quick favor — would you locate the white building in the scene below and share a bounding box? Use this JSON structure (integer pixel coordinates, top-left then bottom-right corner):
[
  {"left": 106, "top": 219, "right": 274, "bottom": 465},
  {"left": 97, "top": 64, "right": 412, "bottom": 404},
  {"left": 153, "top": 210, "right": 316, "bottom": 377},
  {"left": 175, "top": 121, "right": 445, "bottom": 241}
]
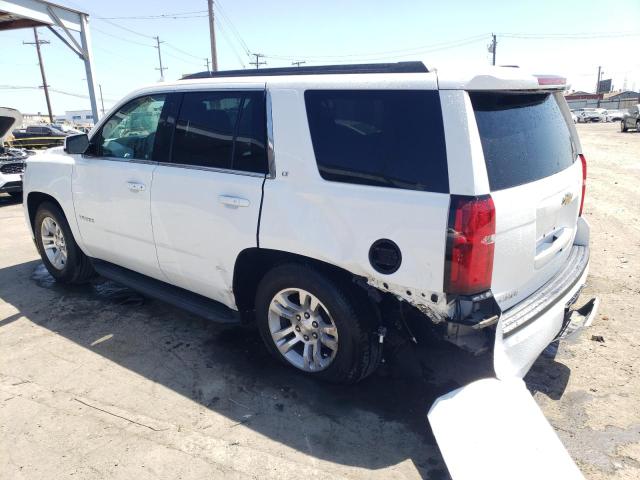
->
[{"left": 55, "top": 110, "right": 95, "bottom": 126}]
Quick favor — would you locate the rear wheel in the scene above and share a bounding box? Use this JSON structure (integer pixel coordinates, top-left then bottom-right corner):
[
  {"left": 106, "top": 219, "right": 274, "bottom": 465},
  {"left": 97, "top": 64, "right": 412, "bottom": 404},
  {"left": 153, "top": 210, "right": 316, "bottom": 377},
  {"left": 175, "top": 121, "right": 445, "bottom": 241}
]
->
[
  {"left": 636, "top": 121, "right": 640, "bottom": 132},
  {"left": 34, "top": 202, "right": 95, "bottom": 283},
  {"left": 255, "top": 263, "right": 382, "bottom": 384},
  {"left": 621, "top": 120, "right": 628, "bottom": 132}
]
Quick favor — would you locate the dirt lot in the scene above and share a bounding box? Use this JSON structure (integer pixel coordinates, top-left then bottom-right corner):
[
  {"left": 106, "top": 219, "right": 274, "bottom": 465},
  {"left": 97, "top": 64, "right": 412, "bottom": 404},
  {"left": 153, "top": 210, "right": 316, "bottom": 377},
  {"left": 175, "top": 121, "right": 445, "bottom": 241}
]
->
[{"left": 0, "top": 122, "right": 638, "bottom": 479}]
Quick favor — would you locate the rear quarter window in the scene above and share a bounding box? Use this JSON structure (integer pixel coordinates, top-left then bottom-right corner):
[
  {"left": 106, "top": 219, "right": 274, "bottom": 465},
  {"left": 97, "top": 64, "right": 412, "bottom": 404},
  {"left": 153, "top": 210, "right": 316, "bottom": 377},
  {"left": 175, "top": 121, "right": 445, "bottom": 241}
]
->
[
  {"left": 470, "top": 92, "right": 574, "bottom": 191},
  {"left": 304, "top": 90, "right": 449, "bottom": 193}
]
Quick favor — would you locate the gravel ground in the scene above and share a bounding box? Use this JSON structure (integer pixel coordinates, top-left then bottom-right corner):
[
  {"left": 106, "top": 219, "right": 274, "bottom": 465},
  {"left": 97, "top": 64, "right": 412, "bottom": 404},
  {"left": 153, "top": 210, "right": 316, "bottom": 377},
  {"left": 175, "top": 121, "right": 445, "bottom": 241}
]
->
[{"left": 0, "top": 121, "right": 638, "bottom": 479}]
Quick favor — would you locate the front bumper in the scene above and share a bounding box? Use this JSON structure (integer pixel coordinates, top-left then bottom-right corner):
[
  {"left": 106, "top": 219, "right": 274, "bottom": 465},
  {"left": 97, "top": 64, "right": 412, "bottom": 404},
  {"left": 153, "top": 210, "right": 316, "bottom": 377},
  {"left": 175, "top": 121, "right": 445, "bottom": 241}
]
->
[
  {"left": 0, "top": 178, "right": 23, "bottom": 193},
  {"left": 494, "top": 245, "right": 597, "bottom": 379}
]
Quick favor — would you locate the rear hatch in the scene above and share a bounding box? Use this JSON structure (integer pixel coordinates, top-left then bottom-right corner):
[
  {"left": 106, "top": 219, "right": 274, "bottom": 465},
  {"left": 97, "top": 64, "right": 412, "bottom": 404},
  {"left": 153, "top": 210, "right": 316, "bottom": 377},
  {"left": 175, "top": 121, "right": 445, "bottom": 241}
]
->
[
  {"left": 469, "top": 90, "right": 582, "bottom": 310},
  {"left": 0, "top": 107, "right": 22, "bottom": 143}
]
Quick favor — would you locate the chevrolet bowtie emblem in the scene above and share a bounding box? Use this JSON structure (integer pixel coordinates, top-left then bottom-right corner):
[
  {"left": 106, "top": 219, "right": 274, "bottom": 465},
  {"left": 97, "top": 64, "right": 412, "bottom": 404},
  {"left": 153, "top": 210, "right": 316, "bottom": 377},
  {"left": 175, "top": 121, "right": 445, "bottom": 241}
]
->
[{"left": 561, "top": 192, "right": 573, "bottom": 206}]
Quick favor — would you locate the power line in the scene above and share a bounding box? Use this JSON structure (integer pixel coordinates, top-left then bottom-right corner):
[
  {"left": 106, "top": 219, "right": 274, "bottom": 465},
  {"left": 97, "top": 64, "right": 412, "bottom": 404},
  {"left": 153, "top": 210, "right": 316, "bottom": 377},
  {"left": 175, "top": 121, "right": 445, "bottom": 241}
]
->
[
  {"left": 498, "top": 31, "right": 640, "bottom": 39},
  {"left": 97, "top": 10, "right": 208, "bottom": 20},
  {"left": 260, "top": 34, "right": 489, "bottom": 62},
  {"left": 92, "top": 26, "right": 155, "bottom": 48},
  {"left": 164, "top": 42, "right": 204, "bottom": 60},
  {"left": 214, "top": 18, "right": 246, "bottom": 68},
  {"left": 214, "top": 0, "right": 251, "bottom": 56},
  {"left": 96, "top": 18, "right": 156, "bottom": 40}
]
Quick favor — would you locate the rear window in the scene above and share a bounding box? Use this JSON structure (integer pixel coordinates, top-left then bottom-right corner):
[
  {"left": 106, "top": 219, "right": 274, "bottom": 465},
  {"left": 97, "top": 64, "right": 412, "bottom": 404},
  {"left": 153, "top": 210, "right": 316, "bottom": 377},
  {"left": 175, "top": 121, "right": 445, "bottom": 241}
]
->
[
  {"left": 470, "top": 92, "right": 574, "bottom": 191},
  {"left": 305, "top": 90, "right": 448, "bottom": 193}
]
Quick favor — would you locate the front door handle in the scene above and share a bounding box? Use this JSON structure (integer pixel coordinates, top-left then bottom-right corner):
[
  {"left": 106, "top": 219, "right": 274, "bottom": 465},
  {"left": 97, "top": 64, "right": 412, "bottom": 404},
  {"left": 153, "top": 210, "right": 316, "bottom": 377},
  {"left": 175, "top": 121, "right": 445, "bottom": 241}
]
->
[
  {"left": 127, "top": 182, "right": 146, "bottom": 192},
  {"left": 218, "top": 195, "right": 250, "bottom": 208}
]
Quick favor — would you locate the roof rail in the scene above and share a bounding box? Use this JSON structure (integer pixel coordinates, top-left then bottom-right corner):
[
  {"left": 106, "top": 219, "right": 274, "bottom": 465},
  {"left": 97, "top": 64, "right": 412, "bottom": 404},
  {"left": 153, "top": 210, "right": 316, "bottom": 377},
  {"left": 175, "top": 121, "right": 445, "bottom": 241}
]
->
[{"left": 180, "top": 61, "right": 428, "bottom": 80}]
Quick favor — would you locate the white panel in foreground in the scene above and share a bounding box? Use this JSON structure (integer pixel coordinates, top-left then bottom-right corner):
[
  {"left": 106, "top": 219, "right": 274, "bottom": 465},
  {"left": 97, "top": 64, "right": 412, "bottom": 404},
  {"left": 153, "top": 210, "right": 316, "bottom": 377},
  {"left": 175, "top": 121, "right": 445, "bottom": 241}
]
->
[{"left": 428, "top": 378, "right": 584, "bottom": 480}]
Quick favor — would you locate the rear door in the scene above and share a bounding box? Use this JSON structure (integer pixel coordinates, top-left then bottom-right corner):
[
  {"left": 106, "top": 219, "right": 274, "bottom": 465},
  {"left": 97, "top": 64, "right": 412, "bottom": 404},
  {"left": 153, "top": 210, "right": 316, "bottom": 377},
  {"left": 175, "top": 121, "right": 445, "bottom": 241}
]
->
[
  {"left": 150, "top": 88, "right": 267, "bottom": 308},
  {"left": 469, "top": 91, "right": 582, "bottom": 310}
]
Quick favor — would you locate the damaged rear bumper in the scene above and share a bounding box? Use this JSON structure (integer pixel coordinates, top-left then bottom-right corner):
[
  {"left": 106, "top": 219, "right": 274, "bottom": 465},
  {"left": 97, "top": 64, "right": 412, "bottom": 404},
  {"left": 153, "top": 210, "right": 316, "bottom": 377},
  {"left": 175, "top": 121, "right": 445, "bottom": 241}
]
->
[{"left": 494, "top": 245, "right": 597, "bottom": 378}]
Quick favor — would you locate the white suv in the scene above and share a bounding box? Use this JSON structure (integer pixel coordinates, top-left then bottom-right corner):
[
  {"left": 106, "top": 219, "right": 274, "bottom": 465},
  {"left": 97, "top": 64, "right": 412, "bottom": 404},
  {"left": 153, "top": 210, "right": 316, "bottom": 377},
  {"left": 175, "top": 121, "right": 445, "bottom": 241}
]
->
[{"left": 22, "top": 62, "right": 597, "bottom": 383}]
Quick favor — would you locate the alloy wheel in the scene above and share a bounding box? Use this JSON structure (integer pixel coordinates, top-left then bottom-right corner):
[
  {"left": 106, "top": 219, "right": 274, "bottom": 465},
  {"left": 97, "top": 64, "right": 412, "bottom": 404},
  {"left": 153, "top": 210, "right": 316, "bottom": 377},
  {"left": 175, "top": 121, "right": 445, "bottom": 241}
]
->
[
  {"left": 40, "top": 216, "right": 67, "bottom": 270},
  {"left": 267, "top": 288, "right": 338, "bottom": 372}
]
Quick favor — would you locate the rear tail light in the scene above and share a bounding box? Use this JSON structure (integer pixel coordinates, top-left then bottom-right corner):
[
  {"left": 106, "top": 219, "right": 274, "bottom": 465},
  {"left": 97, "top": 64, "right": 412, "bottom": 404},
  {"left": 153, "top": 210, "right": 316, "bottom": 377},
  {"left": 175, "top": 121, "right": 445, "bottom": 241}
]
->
[
  {"left": 444, "top": 195, "right": 496, "bottom": 296},
  {"left": 579, "top": 154, "right": 587, "bottom": 216}
]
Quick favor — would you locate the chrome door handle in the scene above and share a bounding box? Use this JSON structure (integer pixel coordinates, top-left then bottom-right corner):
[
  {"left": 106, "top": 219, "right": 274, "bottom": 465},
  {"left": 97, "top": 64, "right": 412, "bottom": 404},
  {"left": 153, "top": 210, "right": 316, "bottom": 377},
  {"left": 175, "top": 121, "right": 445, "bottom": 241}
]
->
[
  {"left": 127, "top": 182, "right": 146, "bottom": 192},
  {"left": 218, "top": 195, "right": 250, "bottom": 208}
]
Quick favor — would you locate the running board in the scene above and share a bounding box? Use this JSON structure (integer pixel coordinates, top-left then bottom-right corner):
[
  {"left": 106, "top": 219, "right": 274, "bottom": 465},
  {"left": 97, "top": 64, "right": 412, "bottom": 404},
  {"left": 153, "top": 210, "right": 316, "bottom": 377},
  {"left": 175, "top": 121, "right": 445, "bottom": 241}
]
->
[{"left": 91, "top": 259, "right": 240, "bottom": 324}]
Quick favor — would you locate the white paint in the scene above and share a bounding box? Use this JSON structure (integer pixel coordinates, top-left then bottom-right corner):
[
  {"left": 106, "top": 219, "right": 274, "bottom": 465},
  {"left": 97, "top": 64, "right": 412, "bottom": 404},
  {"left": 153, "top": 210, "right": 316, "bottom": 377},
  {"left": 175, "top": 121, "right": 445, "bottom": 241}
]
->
[
  {"left": 428, "top": 378, "right": 584, "bottom": 480},
  {"left": 151, "top": 165, "right": 263, "bottom": 308}
]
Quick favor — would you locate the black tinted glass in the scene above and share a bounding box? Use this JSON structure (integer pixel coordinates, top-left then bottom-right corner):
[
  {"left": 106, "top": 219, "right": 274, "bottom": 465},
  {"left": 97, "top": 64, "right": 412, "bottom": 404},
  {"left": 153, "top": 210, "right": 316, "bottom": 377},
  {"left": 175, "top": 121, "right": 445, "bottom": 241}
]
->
[
  {"left": 170, "top": 91, "right": 267, "bottom": 173},
  {"left": 232, "top": 92, "right": 267, "bottom": 173},
  {"left": 304, "top": 90, "right": 448, "bottom": 193},
  {"left": 470, "top": 92, "right": 574, "bottom": 191},
  {"left": 172, "top": 92, "right": 240, "bottom": 169}
]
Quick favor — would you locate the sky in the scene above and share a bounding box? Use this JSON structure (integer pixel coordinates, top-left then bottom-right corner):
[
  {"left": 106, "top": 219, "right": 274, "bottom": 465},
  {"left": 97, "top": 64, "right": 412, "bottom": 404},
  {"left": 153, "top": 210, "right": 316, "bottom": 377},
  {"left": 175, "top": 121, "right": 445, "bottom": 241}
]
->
[{"left": 1, "top": 0, "right": 639, "bottom": 116}]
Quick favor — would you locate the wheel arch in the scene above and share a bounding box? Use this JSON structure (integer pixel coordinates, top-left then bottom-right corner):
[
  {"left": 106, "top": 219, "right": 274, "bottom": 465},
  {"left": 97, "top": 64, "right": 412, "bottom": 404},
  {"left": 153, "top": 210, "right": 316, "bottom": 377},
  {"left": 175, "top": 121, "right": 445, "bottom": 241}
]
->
[
  {"left": 27, "top": 191, "right": 64, "bottom": 231},
  {"left": 26, "top": 191, "right": 88, "bottom": 256},
  {"left": 232, "top": 248, "right": 372, "bottom": 315}
]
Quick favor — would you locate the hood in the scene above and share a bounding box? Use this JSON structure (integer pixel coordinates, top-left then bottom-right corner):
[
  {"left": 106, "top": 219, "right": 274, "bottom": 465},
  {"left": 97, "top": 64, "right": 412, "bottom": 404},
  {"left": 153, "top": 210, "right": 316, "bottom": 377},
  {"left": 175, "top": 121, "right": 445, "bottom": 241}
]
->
[{"left": 0, "top": 107, "right": 23, "bottom": 143}]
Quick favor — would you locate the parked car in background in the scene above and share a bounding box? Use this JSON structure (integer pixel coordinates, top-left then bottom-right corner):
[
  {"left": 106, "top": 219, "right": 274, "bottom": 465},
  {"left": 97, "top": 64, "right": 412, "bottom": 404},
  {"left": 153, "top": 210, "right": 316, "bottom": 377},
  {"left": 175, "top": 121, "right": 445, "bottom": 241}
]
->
[
  {"left": 23, "top": 63, "right": 597, "bottom": 384},
  {"left": 605, "top": 109, "right": 625, "bottom": 122},
  {"left": 10, "top": 124, "right": 68, "bottom": 149},
  {"left": 1, "top": 107, "right": 31, "bottom": 198},
  {"left": 621, "top": 105, "right": 640, "bottom": 132},
  {"left": 12, "top": 124, "right": 69, "bottom": 139},
  {"left": 574, "top": 108, "right": 604, "bottom": 123},
  {"left": 570, "top": 111, "right": 578, "bottom": 123}
]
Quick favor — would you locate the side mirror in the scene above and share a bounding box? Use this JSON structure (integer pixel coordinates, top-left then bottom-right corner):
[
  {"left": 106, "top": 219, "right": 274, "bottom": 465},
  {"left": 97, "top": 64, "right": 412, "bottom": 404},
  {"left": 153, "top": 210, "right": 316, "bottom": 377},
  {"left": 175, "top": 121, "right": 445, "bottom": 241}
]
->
[{"left": 64, "top": 133, "right": 89, "bottom": 154}]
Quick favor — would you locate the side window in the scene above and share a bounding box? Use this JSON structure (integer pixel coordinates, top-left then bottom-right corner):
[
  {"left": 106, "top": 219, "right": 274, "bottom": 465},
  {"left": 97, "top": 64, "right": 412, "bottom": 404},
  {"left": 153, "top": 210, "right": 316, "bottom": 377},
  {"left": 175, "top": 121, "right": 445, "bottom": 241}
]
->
[
  {"left": 171, "top": 91, "right": 267, "bottom": 173},
  {"left": 304, "top": 90, "right": 449, "bottom": 193},
  {"left": 232, "top": 92, "right": 267, "bottom": 173},
  {"left": 92, "top": 94, "right": 166, "bottom": 160},
  {"left": 172, "top": 92, "right": 241, "bottom": 170}
]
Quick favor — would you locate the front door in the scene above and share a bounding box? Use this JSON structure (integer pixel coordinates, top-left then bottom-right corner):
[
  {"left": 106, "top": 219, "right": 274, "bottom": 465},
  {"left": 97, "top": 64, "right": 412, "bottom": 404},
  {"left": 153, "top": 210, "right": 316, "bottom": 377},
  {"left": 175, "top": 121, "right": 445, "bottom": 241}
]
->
[
  {"left": 72, "top": 94, "right": 168, "bottom": 280},
  {"left": 151, "top": 88, "right": 268, "bottom": 307}
]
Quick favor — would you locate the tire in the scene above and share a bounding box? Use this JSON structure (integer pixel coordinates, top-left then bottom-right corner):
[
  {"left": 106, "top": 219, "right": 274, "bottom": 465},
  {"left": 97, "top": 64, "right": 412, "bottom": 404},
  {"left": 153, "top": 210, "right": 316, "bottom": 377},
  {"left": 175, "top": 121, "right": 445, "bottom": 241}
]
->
[
  {"left": 255, "top": 263, "right": 383, "bottom": 384},
  {"left": 34, "top": 201, "right": 95, "bottom": 284},
  {"left": 636, "top": 121, "right": 640, "bottom": 132},
  {"left": 8, "top": 191, "right": 22, "bottom": 200},
  {"left": 621, "top": 121, "right": 628, "bottom": 132}
]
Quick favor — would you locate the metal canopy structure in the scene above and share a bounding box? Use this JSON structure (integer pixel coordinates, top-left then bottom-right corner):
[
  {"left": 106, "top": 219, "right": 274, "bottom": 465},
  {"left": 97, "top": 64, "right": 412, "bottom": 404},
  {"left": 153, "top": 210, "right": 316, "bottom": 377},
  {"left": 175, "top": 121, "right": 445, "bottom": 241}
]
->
[{"left": 0, "top": 0, "right": 100, "bottom": 122}]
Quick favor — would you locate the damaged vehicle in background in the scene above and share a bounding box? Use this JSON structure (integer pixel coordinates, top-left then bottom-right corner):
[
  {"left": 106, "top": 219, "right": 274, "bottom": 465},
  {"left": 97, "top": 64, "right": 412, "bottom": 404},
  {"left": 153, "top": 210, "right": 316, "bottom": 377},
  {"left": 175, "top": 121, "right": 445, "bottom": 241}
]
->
[
  {"left": 22, "top": 62, "right": 597, "bottom": 386},
  {"left": 0, "top": 108, "right": 32, "bottom": 198}
]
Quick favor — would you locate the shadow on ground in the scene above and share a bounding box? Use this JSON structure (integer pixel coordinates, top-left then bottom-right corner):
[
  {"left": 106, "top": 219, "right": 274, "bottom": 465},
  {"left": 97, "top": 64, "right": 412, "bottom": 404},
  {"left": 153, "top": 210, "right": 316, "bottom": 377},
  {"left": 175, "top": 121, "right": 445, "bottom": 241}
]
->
[
  {"left": 0, "top": 259, "right": 570, "bottom": 478},
  {"left": 0, "top": 193, "right": 22, "bottom": 208}
]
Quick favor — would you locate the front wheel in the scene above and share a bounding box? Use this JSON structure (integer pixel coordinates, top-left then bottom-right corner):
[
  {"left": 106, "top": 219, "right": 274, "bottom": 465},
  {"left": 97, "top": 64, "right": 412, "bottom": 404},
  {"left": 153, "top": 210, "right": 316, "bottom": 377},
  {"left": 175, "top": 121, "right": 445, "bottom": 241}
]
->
[
  {"left": 636, "top": 121, "right": 640, "bottom": 132},
  {"left": 255, "top": 263, "right": 382, "bottom": 384},
  {"left": 621, "top": 121, "right": 628, "bottom": 132},
  {"left": 34, "top": 202, "right": 95, "bottom": 283}
]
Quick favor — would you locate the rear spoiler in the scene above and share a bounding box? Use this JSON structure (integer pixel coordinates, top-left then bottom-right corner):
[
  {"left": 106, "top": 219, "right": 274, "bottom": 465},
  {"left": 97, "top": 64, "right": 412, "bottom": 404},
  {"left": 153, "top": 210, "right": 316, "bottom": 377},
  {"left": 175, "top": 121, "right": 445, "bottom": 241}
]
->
[{"left": 437, "top": 68, "right": 568, "bottom": 91}]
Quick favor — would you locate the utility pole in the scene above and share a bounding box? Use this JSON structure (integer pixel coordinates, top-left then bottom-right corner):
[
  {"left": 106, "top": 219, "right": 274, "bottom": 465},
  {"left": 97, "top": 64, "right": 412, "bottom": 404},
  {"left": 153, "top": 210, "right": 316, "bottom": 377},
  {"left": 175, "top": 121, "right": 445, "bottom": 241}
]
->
[
  {"left": 205, "top": 58, "right": 210, "bottom": 71},
  {"left": 99, "top": 84, "right": 105, "bottom": 115},
  {"left": 154, "top": 36, "right": 167, "bottom": 80},
  {"left": 292, "top": 60, "right": 306, "bottom": 67},
  {"left": 595, "top": 66, "right": 603, "bottom": 107},
  {"left": 249, "top": 53, "right": 266, "bottom": 69},
  {"left": 489, "top": 33, "right": 497, "bottom": 66},
  {"left": 24, "top": 28, "right": 53, "bottom": 123},
  {"left": 207, "top": 0, "right": 218, "bottom": 71}
]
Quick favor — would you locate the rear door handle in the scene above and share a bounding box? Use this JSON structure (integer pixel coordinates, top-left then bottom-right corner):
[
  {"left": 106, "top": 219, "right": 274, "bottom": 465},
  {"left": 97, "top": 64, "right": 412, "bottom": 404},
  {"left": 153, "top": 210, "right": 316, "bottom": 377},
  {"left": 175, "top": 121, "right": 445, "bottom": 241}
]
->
[
  {"left": 218, "top": 195, "right": 250, "bottom": 208},
  {"left": 127, "top": 182, "right": 146, "bottom": 192}
]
